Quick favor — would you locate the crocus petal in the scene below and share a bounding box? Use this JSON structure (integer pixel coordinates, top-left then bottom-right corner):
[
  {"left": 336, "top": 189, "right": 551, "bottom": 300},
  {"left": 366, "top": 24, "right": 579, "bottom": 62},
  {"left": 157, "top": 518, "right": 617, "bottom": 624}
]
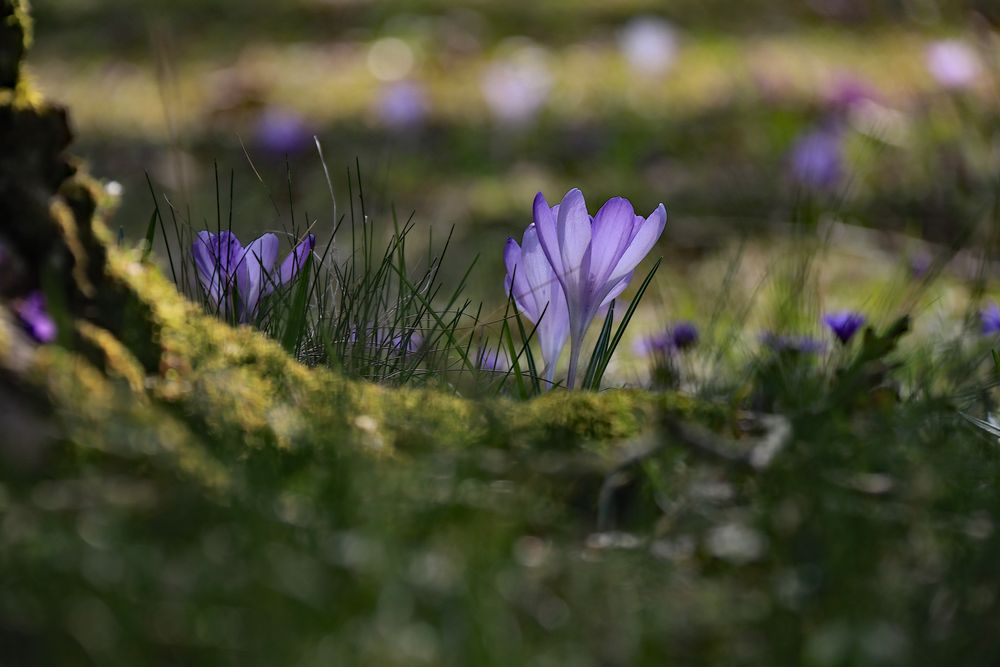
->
[
  {"left": 608, "top": 203, "right": 666, "bottom": 285},
  {"left": 16, "top": 291, "right": 56, "bottom": 343},
  {"left": 477, "top": 347, "right": 510, "bottom": 372},
  {"left": 554, "top": 188, "right": 592, "bottom": 292},
  {"left": 192, "top": 231, "right": 243, "bottom": 309},
  {"left": 504, "top": 237, "right": 534, "bottom": 320},
  {"left": 520, "top": 226, "right": 557, "bottom": 314},
  {"left": 503, "top": 236, "right": 522, "bottom": 272},
  {"left": 589, "top": 197, "right": 636, "bottom": 286},
  {"left": 504, "top": 223, "right": 570, "bottom": 377},
  {"left": 538, "top": 290, "right": 570, "bottom": 377},
  {"left": 982, "top": 303, "right": 1000, "bottom": 334},
  {"left": 278, "top": 234, "right": 316, "bottom": 288},
  {"left": 504, "top": 238, "right": 526, "bottom": 304},
  {"left": 236, "top": 233, "right": 279, "bottom": 321},
  {"left": 600, "top": 271, "right": 632, "bottom": 307},
  {"left": 532, "top": 192, "right": 562, "bottom": 276},
  {"left": 390, "top": 330, "right": 423, "bottom": 354},
  {"left": 521, "top": 226, "right": 570, "bottom": 369}
]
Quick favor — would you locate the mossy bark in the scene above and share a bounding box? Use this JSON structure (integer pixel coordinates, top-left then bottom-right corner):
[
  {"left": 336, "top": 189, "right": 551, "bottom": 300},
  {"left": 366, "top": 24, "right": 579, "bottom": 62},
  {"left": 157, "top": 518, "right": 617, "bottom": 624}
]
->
[{"left": 0, "top": 0, "right": 30, "bottom": 89}]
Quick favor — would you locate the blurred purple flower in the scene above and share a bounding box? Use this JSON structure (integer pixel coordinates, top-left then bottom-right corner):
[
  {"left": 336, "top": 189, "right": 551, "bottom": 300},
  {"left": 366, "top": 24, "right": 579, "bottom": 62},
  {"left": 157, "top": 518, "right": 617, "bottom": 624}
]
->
[
  {"left": 981, "top": 303, "right": 1000, "bottom": 334},
  {"left": 476, "top": 347, "right": 510, "bottom": 373},
  {"left": 377, "top": 81, "right": 429, "bottom": 130},
  {"left": 350, "top": 326, "right": 423, "bottom": 355},
  {"left": 255, "top": 108, "right": 313, "bottom": 156},
  {"left": 671, "top": 321, "right": 699, "bottom": 349},
  {"left": 926, "top": 40, "right": 982, "bottom": 89},
  {"left": 382, "top": 330, "right": 423, "bottom": 354},
  {"left": 504, "top": 223, "right": 570, "bottom": 383},
  {"left": 822, "top": 311, "right": 866, "bottom": 344},
  {"left": 636, "top": 321, "right": 699, "bottom": 356},
  {"left": 825, "top": 75, "right": 878, "bottom": 113},
  {"left": 634, "top": 334, "right": 666, "bottom": 357},
  {"left": 192, "top": 231, "right": 316, "bottom": 323},
  {"left": 15, "top": 291, "right": 56, "bottom": 344},
  {"left": 761, "top": 332, "right": 826, "bottom": 355},
  {"left": 480, "top": 46, "right": 552, "bottom": 125},
  {"left": 533, "top": 188, "right": 667, "bottom": 387},
  {"left": 909, "top": 250, "right": 932, "bottom": 279},
  {"left": 790, "top": 127, "right": 843, "bottom": 191},
  {"left": 619, "top": 17, "right": 678, "bottom": 77}
]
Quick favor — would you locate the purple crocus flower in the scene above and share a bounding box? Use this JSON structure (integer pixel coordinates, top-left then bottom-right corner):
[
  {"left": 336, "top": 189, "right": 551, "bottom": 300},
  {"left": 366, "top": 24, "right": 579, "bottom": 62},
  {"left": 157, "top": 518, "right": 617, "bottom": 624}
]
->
[
  {"left": 670, "top": 321, "right": 699, "bottom": 349},
  {"left": 760, "top": 332, "right": 826, "bottom": 355},
  {"left": 504, "top": 224, "right": 570, "bottom": 383},
  {"left": 389, "top": 330, "right": 423, "bottom": 354},
  {"left": 634, "top": 332, "right": 671, "bottom": 357},
  {"left": 255, "top": 108, "right": 313, "bottom": 157},
  {"left": 926, "top": 40, "right": 981, "bottom": 90},
  {"left": 790, "top": 127, "right": 843, "bottom": 191},
  {"left": 476, "top": 347, "right": 510, "bottom": 373},
  {"left": 192, "top": 231, "right": 316, "bottom": 323},
  {"left": 533, "top": 188, "right": 667, "bottom": 388},
  {"left": 981, "top": 303, "right": 1000, "bottom": 334},
  {"left": 822, "top": 311, "right": 866, "bottom": 344},
  {"left": 14, "top": 291, "right": 56, "bottom": 344},
  {"left": 350, "top": 326, "right": 423, "bottom": 355},
  {"left": 635, "top": 321, "right": 698, "bottom": 357}
]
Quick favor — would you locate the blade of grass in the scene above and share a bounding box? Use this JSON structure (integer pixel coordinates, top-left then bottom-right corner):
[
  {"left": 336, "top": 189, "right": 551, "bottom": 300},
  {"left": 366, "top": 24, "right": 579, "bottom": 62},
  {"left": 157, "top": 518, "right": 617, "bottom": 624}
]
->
[
  {"left": 583, "top": 301, "right": 615, "bottom": 390},
  {"left": 511, "top": 300, "right": 542, "bottom": 395},
  {"left": 144, "top": 173, "right": 178, "bottom": 285},
  {"left": 140, "top": 209, "right": 158, "bottom": 262},
  {"left": 281, "top": 253, "right": 315, "bottom": 355},
  {"left": 593, "top": 258, "right": 662, "bottom": 387}
]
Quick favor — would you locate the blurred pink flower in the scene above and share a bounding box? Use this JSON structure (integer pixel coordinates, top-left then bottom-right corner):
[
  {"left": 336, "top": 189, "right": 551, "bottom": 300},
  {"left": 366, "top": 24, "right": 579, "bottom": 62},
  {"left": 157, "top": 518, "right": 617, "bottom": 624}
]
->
[
  {"left": 825, "top": 75, "right": 879, "bottom": 113},
  {"left": 480, "top": 46, "right": 552, "bottom": 124},
  {"left": 619, "top": 17, "right": 678, "bottom": 77},
  {"left": 926, "top": 40, "right": 981, "bottom": 89}
]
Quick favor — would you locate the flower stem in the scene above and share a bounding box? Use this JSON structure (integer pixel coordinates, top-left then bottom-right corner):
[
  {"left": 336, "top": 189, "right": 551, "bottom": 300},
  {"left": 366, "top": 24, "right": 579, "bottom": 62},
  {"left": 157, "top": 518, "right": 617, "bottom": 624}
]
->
[
  {"left": 543, "top": 363, "right": 556, "bottom": 389},
  {"left": 566, "top": 339, "right": 581, "bottom": 389}
]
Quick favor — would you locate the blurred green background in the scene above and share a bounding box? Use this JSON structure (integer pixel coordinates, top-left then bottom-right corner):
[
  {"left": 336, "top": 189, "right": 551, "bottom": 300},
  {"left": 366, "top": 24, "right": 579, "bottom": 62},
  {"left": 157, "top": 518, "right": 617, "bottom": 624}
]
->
[{"left": 28, "top": 0, "right": 1000, "bottom": 263}]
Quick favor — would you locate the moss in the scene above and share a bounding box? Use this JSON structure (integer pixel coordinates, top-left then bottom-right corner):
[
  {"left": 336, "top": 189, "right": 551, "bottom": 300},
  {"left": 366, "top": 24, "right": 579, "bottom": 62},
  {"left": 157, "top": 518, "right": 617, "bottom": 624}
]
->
[
  {"left": 510, "top": 390, "right": 650, "bottom": 450},
  {"left": 75, "top": 320, "right": 147, "bottom": 395},
  {"left": 5, "top": 234, "right": 693, "bottom": 459}
]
